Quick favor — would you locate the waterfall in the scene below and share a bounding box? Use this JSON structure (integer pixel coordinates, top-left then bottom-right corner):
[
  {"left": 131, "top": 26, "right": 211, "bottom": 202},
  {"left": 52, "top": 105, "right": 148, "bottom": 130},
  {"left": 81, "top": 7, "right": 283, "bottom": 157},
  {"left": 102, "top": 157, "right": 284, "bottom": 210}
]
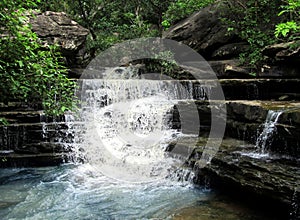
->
[
  {"left": 78, "top": 68, "right": 201, "bottom": 182},
  {"left": 62, "top": 113, "right": 85, "bottom": 163},
  {"left": 255, "top": 110, "right": 282, "bottom": 155}
]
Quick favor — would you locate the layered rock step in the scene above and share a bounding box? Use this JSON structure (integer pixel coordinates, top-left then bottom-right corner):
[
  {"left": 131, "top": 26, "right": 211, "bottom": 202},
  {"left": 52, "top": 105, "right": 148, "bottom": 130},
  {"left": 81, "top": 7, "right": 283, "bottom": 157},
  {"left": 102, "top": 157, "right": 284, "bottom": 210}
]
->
[
  {"left": 175, "top": 100, "right": 300, "bottom": 158},
  {"left": 0, "top": 108, "right": 83, "bottom": 167},
  {"left": 166, "top": 98, "right": 300, "bottom": 218},
  {"left": 167, "top": 135, "right": 299, "bottom": 218},
  {"left": 1, "top": 78, "right": 300, "bottom": 165},
  {"left": 191, "top": 138, "right": 300, "bottom": 214},
  {"left": 128, "top": 79, "right": 300, "bottom": 101}
]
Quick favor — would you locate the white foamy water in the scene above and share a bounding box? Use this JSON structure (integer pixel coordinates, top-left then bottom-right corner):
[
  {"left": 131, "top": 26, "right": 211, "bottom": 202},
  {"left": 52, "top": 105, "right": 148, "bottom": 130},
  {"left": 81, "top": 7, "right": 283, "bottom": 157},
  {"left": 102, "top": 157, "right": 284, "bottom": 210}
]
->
[
  {"left": 78, "top": 70, "right": 200, "bottom": 182},
  {"left": 0, "top": 164, "right": 207, "bottom": 220},
  {"left": 255, "top": 110, "right": 282, "bottom": 154}
]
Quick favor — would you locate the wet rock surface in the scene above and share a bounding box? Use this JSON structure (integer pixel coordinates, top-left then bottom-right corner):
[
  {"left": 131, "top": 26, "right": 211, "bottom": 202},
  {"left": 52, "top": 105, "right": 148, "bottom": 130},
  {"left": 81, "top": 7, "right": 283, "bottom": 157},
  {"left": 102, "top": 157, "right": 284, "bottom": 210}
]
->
[
  {"left": 186, "top": 100, "right": 300, "bottom": 217},
  {"left": 174, "top": 100, "right": 300, "bottom": 155},
  {"left": 0, "top": 152, "right": 68, "bottom": 168},
  {"left": 169, "top": 97, "right": 300, "bottom": 218},
  {"left": 177, "top": 79, "right": 300, "bottom": 101},
  {"left": 0, "top": 104, "right": 83, "bottom": 167},
  {"left": 217, "top": 145, "right": 299, "bottom": 203},
  {"left": 175, "top": 137, "right": 299, "bottom": 219}
]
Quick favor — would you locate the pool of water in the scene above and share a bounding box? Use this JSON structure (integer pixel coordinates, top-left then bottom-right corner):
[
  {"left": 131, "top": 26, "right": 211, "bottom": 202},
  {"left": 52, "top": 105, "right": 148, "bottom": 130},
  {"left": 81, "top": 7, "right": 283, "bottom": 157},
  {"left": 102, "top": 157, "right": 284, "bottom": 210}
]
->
[{"left": 0, "top": 164, "right": 278, "bottom": 220}]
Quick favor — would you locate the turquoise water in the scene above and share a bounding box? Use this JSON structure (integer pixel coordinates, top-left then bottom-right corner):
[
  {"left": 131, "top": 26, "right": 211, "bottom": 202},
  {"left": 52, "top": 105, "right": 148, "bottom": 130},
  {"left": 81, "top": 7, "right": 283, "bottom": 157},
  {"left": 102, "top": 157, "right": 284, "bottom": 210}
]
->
[
  {"left": 0, "top": 164, "right": 280, "bottom": 220},
  {"left": 0, "top": 164, "right": 207, "bottom": 219}
]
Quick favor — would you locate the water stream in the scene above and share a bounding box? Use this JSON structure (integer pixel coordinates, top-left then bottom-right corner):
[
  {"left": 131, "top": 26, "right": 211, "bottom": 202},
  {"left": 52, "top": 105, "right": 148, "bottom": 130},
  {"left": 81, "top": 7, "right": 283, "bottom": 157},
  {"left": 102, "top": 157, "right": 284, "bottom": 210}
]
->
[
  {"left": 256, "top": 110, "right": 282, "bottom": 153},
  {"left": 0, "top": 164, "right": 204, "bottom": 219},
  {"left": 242, "top": 110, "right": 283, "bottom": 159},
  {"left": 0, "top": 68, "right": 280, "bottom": 219},
  {"left": 0, "top": 164, "right": 278, "bottom": 220},
  {"left": 78, "top": 68, "right": 202, "bottom": 182}
]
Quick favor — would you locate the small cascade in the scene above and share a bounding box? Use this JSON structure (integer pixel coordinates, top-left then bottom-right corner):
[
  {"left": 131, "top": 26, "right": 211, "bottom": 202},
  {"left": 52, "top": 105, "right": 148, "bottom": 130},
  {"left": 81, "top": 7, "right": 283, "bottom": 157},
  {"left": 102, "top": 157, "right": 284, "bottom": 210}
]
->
[
  {"left": 78, "top": 68, "right": 203, "bottom": 182},
  {"left": 193, "top": 82, "right": 212, "bottom": 100},
  {"left": 62, "top": 113, "right": 85, "bottom": 163},
  {"left": 167, "top": 166, "right": 196, "bottom": 184},
  {"left": 255, "top": 110, "right": 283, "bottom": 155}
]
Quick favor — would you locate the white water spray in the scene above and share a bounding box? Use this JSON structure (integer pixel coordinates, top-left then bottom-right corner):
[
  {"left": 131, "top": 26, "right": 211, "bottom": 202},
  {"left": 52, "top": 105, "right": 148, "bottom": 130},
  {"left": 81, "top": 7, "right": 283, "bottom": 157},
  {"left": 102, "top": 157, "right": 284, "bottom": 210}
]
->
[
  {"left": 255, "top": 110, "right": 282, "bottom": 155},
  {"left": 79, "top": 68, "right": 198, "bottom": 182}
]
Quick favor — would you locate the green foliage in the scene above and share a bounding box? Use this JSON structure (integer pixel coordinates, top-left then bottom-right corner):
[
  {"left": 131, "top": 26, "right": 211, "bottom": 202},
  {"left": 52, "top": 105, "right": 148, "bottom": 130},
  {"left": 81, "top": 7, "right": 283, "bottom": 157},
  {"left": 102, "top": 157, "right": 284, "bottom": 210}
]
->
[
  {"left": 35, "top": 0, "right": 300, "bottom": 72},
  {"left": 39, "top": 0, "right": 216, "bottom": 52},
  {"left": 38, "top": 0, "right": 69, "bottom": 12},
  {"left": 40, "top": 0, "right": 161, "bottom": 53},
  {"left": 147, "top": 51, "right": 178, "bottom": 75},
  {"left": 162, "top": 0, "right": 215, "bottom": 28},
  {"left": 275, "top": 0, "right": 300, "bottom": 39},
  {"left": 0, "top": 118, "right": 8, "bottom": 126},
  {"left": 278, "top": 0, "right": 300, "bottom": 16},
  {"left": 222, "top": 0, "right": 280, "bottom": 68},
  {"left": 0, "top": 0, "right": 77, "bottom": 116},
  {"left": 275, "top": 21, "right": 298, "bottom": 38}
]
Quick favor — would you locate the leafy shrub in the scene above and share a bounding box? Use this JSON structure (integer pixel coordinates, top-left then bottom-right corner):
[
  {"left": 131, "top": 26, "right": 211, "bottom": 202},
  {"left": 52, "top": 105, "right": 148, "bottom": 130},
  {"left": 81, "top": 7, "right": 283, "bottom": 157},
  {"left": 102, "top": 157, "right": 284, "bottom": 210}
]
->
[
  {"left": 221, "top": 0, "right": 280, "bottom": 69},
  {"left": 275, "top": 0, "right": 300, "bottom": 39},
  {"left": 0, "top": 0, "right": 77, "bottom": 116},
  {"left": 162, "top": 0, "right": 215, "bottom": 28}
]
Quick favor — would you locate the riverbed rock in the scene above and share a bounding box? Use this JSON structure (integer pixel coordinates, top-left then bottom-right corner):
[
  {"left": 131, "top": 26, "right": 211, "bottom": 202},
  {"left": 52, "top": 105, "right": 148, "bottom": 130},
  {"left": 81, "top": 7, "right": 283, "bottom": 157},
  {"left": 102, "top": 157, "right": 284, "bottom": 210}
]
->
[
  {"left": 15, "top": 142, "right": 71, "bottom": 154},
  {"left": 0, "top": 109, "right": 84, "bottom": 167},
  {"left": 30, "top": 11, "right": 90, "bottom": 76},
  {"left": 208, "top": 60, "right": 251, "bottom": 78},
  {"left": 191, "top": 138, "right": 300, "bottom": 218},
  {"left": 0, "top": 152, "right": 68, "bottom": 168}
]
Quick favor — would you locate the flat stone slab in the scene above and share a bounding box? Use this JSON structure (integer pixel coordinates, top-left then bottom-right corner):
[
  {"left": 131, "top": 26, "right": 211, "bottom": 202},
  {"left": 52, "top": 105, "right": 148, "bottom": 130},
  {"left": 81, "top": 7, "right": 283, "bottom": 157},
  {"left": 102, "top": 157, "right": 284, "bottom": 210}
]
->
[
  {"left": 0, "top": 153, "right": 68, "bottom": 168},
  {"left": 191, "top": 138, "right": 300, "bottom": 214}
]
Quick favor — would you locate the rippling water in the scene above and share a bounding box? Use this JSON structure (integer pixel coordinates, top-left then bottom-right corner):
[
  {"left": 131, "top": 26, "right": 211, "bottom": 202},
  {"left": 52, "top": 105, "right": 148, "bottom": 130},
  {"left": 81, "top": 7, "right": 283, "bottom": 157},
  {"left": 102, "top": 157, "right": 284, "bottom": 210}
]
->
[
  {"left": 0, "top": 164, "right": 207, "bottom": 220},
  {"left": 0, "top": 164, "right": 280, "bottom": 220}
]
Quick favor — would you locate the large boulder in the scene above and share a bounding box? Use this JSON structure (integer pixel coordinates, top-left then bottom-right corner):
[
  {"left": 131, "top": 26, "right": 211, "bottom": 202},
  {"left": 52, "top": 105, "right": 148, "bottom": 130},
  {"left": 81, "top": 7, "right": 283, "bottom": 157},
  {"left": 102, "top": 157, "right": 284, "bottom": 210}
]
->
[
  {"left": 163, "top": 3, "right": 246, "bottom": 60},
  {"left": 163, "top": 2, "right": 300, "bottom": 79},
  {"left": 30, "top": 11, "right": 90, "bottom": 76}
]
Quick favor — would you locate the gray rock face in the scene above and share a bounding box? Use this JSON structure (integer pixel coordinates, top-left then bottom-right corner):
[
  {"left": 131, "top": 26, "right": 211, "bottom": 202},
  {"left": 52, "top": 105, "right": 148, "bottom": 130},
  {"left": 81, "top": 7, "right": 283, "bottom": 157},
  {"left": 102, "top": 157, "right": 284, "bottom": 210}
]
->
[
  {"left": 261, "top": 41, "right": 300, "bottom": 78},
  {"left": 163, "top": 4, "right": 244, "bottom": 59},
  {"left": 30, "top": 11, "right": 90, "bottom": 75},
  {"left": 169, "top": 98, "right": 300, "bottom": 216},
  {"left": 194, "top": 139, "right": 300, "bottom": 209},
  {"left": 163, "top": 3, "right": 300, "bottom": 79},
  {"left": 0, "top": 104, "right": 83, "bottom": 167},
  {"left": 226, "top": 101, "right": 300, "bottom": 157}
]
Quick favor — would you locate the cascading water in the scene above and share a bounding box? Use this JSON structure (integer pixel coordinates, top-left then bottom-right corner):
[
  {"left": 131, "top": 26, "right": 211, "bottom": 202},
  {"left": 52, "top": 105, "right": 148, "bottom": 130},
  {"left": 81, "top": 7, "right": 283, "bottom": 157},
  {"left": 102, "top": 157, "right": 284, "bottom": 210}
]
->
[
  {"left": 240, "top": 110, "right": 283, "bottom": 159},
  {"left": 255, "top": 110, "right": 282, "bottom": 155},
  {"left": 79, "top": 67, "right": 198, "bottom": 182},
  {"left": 0, "top": 67, "right": 213, "bottom": 219}
]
